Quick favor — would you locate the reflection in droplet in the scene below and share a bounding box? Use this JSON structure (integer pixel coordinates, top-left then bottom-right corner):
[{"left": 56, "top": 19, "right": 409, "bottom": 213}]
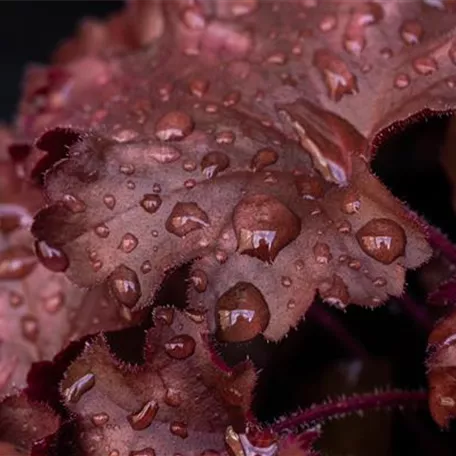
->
[
  {"left": 127, "top": 400, "right": 159, "bottom": 430},
  {"left": 35, "top": 240, "right": 69, "bottom": 272},
  {"left": 165, "top": 202, "right": 210, "bottom": 237},
  {"left": 108, "top": 265, "right": 141, "bottom": 308},
  {"left": 164, "top": 334, "right": 196, "bottom": 359},
  {"left": 64, "top": 372, "right": 95, "bottom": 403}
]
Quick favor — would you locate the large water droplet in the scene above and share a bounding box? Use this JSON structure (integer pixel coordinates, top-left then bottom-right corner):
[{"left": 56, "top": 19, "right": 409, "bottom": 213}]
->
[
  {"left": 164, "top": 334, "right": 196, "bottom": 359},
  {"left": 400, "top": 20, "right": 424, "bottom": 45},
  {"left": 165, "top": 202, "right": 210, "bottom": 237},
  {"left": 0, "top": 246, "right": 37, "bottom": 279},
  {"left": 155, "top": 111, "right": 194, "bottom": 141},
  {"left": 118, "top": 233, "right": 139, "bottom": 253},
  {"left": 127, "top": 400, "right": 159, "bottom": 430},
  {"left": 319, "top": 274, "right": 350, "bottom": 308},
  {"left": 356, "top": 218, "right": 406, "bottom": 264},
  {"left": 412, "top": 56, "right": 438, "bottom": 75},
  {"left": 35, "top": 240, "right": 69, "bottom": 272},
  {"left": 216, "top": 281, "right": 270, "bottom": 342},
  {"left": 233, "top": 194, "right": 301, "bottom": 263},
  {"left": 313, "top": 49, "right": 359, "bottom": 101},
  {"left": 64, "top": 372, "right": 95, "bottom": 403},
  {"left": 21, "top": 315, "right": 39, "bottom": 341},
  {"left": 201, "top": 151, "right": 230, "bottom": 178},
  {"left": 62, "top": 194, "right": 86, "bottom": 213},
  {"left": 108, "top": 265, "right": 141, "bottom": 308},
  {"left": 170, "top": 421, "right": 188, "bottom": 439},
  {"left": 190, "top": 268, "right": 208, "bottom": 292},
  {"left": 250, "top": 148, "right": 278, "bottom": 172}
]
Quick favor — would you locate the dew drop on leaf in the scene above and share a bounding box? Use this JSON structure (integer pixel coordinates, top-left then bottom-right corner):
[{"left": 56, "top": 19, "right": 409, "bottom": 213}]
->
[
  {"left": 107, "top": 264, "right": 141, "bottom": 308},
  {"left": 127, "top": 400, "right": 159, "bottom": 430},
  {"left": 201, "top": 151, "right": 230, "bottom": 179},
  {"left": 42, "top": 291, "right": 64, "bottom": 314},
  {"left": 295, "top": 174, "right": 324, "bottom": 200},
  {"left": 118, "top": 233, "right": 139, "bottom": 253},
  {"left": 130, "top": 448, "right": 156, "bottom": 456},
  {"left": 319, "top": 274, "right": 350, "bottom": 309},
  {"left": 164, "top": 388, "right": 183, "bottom": 407},
  {"left": 250, "top": 148, "right": 278, "bottom": 171},
  {"left": 165, "top": 202, "right": 210, "bottom": 237},
  {"left": 313, "top": 242, "right": 332, "bottom": 264},
  {"left": 223, "top": 90, "right": 241, "bottom": 107},
  {"left": 400, "top": 20, "right": 424, "bottom": 45},
  {"left": 103, "top": 194, "right": 116, "bottom": 210},
  {"left": 91, "top": 412, "right": 109, "bottom": 427},
  {"left": 394, "top": 73, "right": 411, "bottom": 89},
  {"left": 154, "top": 307, "right": 174, "bottom": 325},
  {"left": 94, "top": 224, "right": 110, "bottom": 238},
  {"left": 356, "top": 218, "right": 406, "bottom": 264},
  {"left": 412, "top": 56, "right": 438, "bottom": 75},
  {"left": 216, "top": 281, "right": 270, "bottom": 342},
  {"left": 215, "top": 130, "right": 235, "bottom": 145},
  {"left": 62, "top": 193, "right": 87, "bottom": 213},
  {"left": 20, "top": 315, "right": 39, "bottom": 341},
  {"left": 140, "top": 194, "right": 162, "bottom": 214},
  {"left": 342, "top": 189, "right": 361, "bottom": 214},
  {"left": 188, "top": 78, "right": 209, "bottom": 98},
  {"left": 169, "top": 421, "right": 188, "bottom": 439},
  {"left": 34, "top": 240, "right": 69, "bottom": 272},
  {"left": 190, "top": 268, "right": 208, "bottom": 292},
  {"left": 154, "top": 111, "right": 194, "bottom": 141},
  {"left": 0, "top": 246, "right": 37, "bottom": 279},
  {"left": 64, "top": 372, "right": 96, "bottom": 403},
  {"left": 164, "top": 335, "right": 196, "bottom": 359}
]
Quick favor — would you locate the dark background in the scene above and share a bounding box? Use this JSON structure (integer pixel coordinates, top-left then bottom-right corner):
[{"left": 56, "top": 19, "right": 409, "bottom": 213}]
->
[{"left": 0, "top": 1, "right": 123, "bottom": 123}]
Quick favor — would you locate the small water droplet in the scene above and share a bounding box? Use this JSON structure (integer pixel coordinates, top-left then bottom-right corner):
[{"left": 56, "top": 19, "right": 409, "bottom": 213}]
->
[
  {"left": 158, "top": 82, "right": 173, "bottom": 101},
  {"left": 348, "top": 258, "right": 361, "bottom": 270},
  {"left": 319, "top": 14, "right": 337, "bottom": 32},
  {"left": 62, "top": 194, "right": 86, "bottom": 213},
  {"left": 281, "top": 276, "right": 292, "bottom": 287},
  {"left": 108, "top": 265, "right": 141, "bottom": 308},
  {"left": 42, "top": 291, "right": 64, "bottom": 314},
  {"left": 201, "top": 151, "right": 230, "bottom": 178},
  {"left": 126, "top": 180, "right": 136, "bottom": 190},
  {"left": 412, "top": 56, "right": 438, "bottom": 75},
  {"left": 153, "top": 183, "right": 162, "bottom": 193},
  {"left": 216, "top": 281, "right": 270, "bottom": 342},
  {"left": 140, "top": 194, "right": 162, "bottom": 214},
  {"left": 0, "top": 246, "right": 37, "bottom": 279},
  {"left": 319, "top": 274, "right": 350, "bottom": 308},
  {"left": 356, "top": 218, "right": 406, "bottom": 264},
  {"left": 35, "top": 240, "right": 69, "bottom": 272},
  {"left": 373, "top": 277, "right": 387, "bottom": 287},
  {"left": 154, "top": 307, "right": 174, "bottom": 325},
  {"left": 295, "top": 175, "right": 324, "bottom": 200},
  {"left": 267, "top": 52, "right": 287, "bottom": 65},
  {"left": 8, "top": 290, "right": 24, "bottom": 308},
  {"left": 127, "top": 400, "right": 159, "bottom": 430},
  {"left": 155, "top": 111, "right": 194, "bottom": 141},
  {"left": 94, "top": 224, "right": 110, "bottom": 238},
  {"left": 118, "top": 233, "right": 139, "bottom": 253},
  {"left": 190, "top": 269, "right": 208, "bottom": 292},
  {"left": 103, "top": 194, "right": 116, "bottom": 210},
  {"left": 140, "top": 260, "right": 152, "bottom": 274},
  {"left": 170, "top": 421, "right": 188, "bottom": 439},
  {"left": 91, "top": 412, "right": 109, "bottom": 427},
  {"left": 189, "top": 78, "right": 209, "bottom": 98},
  {"left": 164, "top": 387, "right": 183, "bottom": 407},
  {"left": 250, "top": 148, "right": 278, "bottom": 171},
  {"left": 313, "top": 242, "right": 332, "bottom": 264},
  {"left": 215, "top": 131, "right": 235, "bottom": 144},
  {"left": 295, "top": 259, "right": 305, "bottom": 271},
  {"left": 215, "top": 249, "right": 228, "bottom": 264},
  {"left": 21, "top": 315, "right": 39, "bottom": 341},
  {"left": 342, "top": 189, "right": 361, "bottom": 214},
  {"left": 64, "top": 372, "right": 95, "bottom": 403},
  {"left": 164, "top": 334, "right": 196, "bottom": 359},
  {"left": 337, "top": 220, "right": 352, "bottom": 234},
  {"left": 183, "top": 159, "right": 197, "bottom": 172},
  {"left": 165, "top": 202, "right": 210, "bottom": 237},
  {"left": 185, "top": 307, "right": 206, "bottom": 323},
  {"left": 205, "top": 103, "right": 219, "bottom": 114},
  {"left": 119, "top": 164, "right": 135, "bottom": 175},
  {"left": 380, "top": 47, "right": 393, "bottom": 59},
  {"left": 313, "top": 49, "right": 359, "bottom": 101},
  {"left": 400, "top": 20, "right": 424, "bottom": 45},
  {"left": 234, "top": 194, "right": 301, "bottom": 263},
  {"left": 223, "top": 91, "right": 241, "bottom": 107},
  {"left": 394, "top": 73, "right": 410, "bottom": 89}
]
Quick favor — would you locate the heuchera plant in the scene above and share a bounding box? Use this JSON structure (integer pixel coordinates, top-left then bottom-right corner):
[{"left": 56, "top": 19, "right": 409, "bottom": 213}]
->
[{"left": 2, "top": 0, "right": 456, "bottom": 454}]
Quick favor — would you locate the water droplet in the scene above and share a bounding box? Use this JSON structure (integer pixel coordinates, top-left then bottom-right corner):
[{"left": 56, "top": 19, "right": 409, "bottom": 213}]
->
[
  {"left": 91, "top": 412, "right": 109, "bottom": 427},
  {"left": 140, "top": 260, "right": 152, "bottom": 274},
  {"left": 42, "top": 291, "right": 64, "bottom": 314},
  {"left": 62, "top": 194, "right": 86, "bottom": 213},
  {"left": 130, "top": 448, "right": 156, "bottom": 456},
  {"left": 103, "top": 194, "right": 116, "bottom": 210},
  {"left": 165, "top": 202, "right": 210, "bottom": 237},
  {"left": 153, "top": 183, "right": 162, "bottom": 193},
  {"left": 158, "top": 82, "right": 173, "bottom": 101},
  {"left": 319, "top": 14, "right": 337, "bottom": 32},
  {"left": 190, "top": 268, "right": 208, "bottom": 292},
  {"left": 400, "top": 20, "right": 424, "bottom": 45},
  {"left": 281, "top": 276, "right": 292, "bottom": 287},
  {"left": 250, "top": 148, "right": 278, "bottom": 172},
  {"left": 205, "top": 103, "right": 219, "bottom": 114},
  {"left": 233, "top": 194, "right": 301, "bottom": 263},
  {"left": 223, "top": 91, "right": 241, "bottom": 107},
  {"left": 313, "top": 49, "right": 359, "bottom": 101},
  {"left": 189, "top": 78, "right": 209, "bottom": 98},
  {"left": 127, "top": 400, "right": 159, "bottom": 430},
  {"left": 154, "top": 307, "right": 174, "bottom": 325},
  {"left": 164, "top": 334, "right": 196, "bottom": 359},
  {"left": 412, "top": 56, "right": 438, "bottom": 75},
  {"left": 394, "top": 73, "right": 410, "bottom": 89},
  {"left": 313, "top": 242, "right": 332, "bottom": 264},
  {"left": 230, "top": 0, "right": 258, "bottom": 16},
  {"left": 342, "top": 189, "right": 360, "bottom": 214},
  {"left": 21, "top": 315, "right": 39, "bottom": 341},
  {"left": 126, "top": 180, "right": 136, "bottom": 190},
  {"left": 170, "top": 421, "right": 188, "bottom": 439},
  {"left": 0, "top": 246, "right": 37, "bottom": 279},
  {"left": 201, "top": 151, "right": 230, "bottom": 178},
  {"left": 94, "top": 224, "right": 110, "bottom": 238},
  {"left": 64, "top": 372, "right": 95, "bottom": 403},
  {"left": 118, "top": 233, "right": 139, "bottom": 253},
  {"left": 337, "top": 220, "right": 352, "bottom": 234},
  {"left": 267, "top": 52, "right": 287, "bottom": 65},
  {"left": 356, "top": 218, "right": 406, "bottom": 264},
  {"left": 119, "top": 164, "right": 135, "bottom": 175},
  {"left": 185, "top": 307, "right": 206, "bottom": 323},
  {"left": 216, "top": 281, "right": 270, "bottom": 342},
  {"left": 215, "top": 249, "right": 228, "bottom": 264},
  {"left": 183, "top": 159, "right": 197, "bottom": 172},
  {"left": 348, "top": 258, "right": 361, "bottom": 270},
  {"left": 164, "top": 387, "right": 183, "bottom": 407},
  {"left": 8, "top": 290, "right": 24, "bottom": 308},
  {"left": 380, "top": 47, "right": 393, "bottom": 59},
  {"left": 373, "top": 277, "right": 387, "bottom": 287},
  {"left": 108, "top": 265, "right": 141, "bottom": 308},
  {"left": 295, "top": 175, "right": 324, "bottom": 200},
  {"left": 35, "top": 240, "right": 69, "bottom": 272},
  {"left": 215, "top": 131, "right": 235, "bottom": 144},
  {"left": 140, "top": 194, "right": 162, "bottom": 214},
  {"left": 155, "top": 111, "right": 194, "bottom": 141},
  {"left": 319, "top": 274, "right": 350, "bottom": 308}
]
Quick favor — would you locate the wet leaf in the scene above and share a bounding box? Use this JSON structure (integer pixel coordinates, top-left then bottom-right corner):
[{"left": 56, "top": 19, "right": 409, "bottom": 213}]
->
[{"left": 59, "top": 308, "right": 256, "bottom": 455}]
